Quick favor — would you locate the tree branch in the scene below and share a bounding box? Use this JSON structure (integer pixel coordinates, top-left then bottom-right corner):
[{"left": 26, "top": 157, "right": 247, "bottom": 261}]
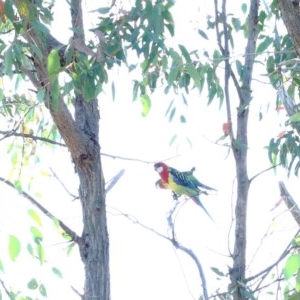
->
[
  {"left": 0, "top": 176, "right": 80, "bottom": 243},
  {"left": 278, "top": 181, "right": 300, "bottom": 226},
  {"left": 249, "top": 163, "right": 281, "bottom": 183},
  {"left": 109, "top": 202, "right": 209, "bottom": 300},
  {"left": 0, "top": 130, "right": 66, "bottom": 146}
]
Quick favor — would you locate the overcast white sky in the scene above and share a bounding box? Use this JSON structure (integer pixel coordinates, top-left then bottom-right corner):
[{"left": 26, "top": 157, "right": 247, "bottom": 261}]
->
[{"left": 0, "top": 1, "right": 299, "bottom": 299}]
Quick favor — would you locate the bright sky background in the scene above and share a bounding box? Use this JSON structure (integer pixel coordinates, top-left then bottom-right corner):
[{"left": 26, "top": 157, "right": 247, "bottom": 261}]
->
[{"left": 0, "top": 0, "right": 300, "bottom": 299}]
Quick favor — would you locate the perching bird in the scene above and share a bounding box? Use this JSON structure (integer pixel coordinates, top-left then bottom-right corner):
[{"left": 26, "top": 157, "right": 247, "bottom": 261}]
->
[
  {"left": 154, "top": 162, "right": 216, "bottom": 221},
  {"left": 155, "top": 179, "right": 180, "bottom": 201}
]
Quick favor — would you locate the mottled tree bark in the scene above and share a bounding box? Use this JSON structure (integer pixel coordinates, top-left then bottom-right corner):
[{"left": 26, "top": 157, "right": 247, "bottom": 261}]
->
[
  {"left": 278, "top": 0, "right": 300, "bottom": 57},
  {"left": 227, "top": 1, "right": 259, "bottom": 299},
  {"left": 13, "top": 0, "right": 110, "bottom": 298}
]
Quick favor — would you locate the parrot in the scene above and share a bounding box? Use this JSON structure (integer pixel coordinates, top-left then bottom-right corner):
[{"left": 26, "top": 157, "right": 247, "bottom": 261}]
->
[
  {"left": 155, "top": 179, "right": 180, "bottom": 200},
  {"left": 154, "top": 162, "right": 216, "bottom": 221}
]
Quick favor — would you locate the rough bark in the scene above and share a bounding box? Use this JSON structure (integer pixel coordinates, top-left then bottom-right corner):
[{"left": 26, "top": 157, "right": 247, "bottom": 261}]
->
[
  {"left": 278, "top": 181, "right": 300, "bottom": 226},
  {"left": 14, "top": 0, "right": 110, "bottom": 299},
  {"left": 278, "top": 0, "right": 300, "bottom": 58},
  {"left": 229, "top": 1, "right": 259, "bottom": 299},
  {"left": 277, "top": 0, "right": 300, "bottom": 136}
]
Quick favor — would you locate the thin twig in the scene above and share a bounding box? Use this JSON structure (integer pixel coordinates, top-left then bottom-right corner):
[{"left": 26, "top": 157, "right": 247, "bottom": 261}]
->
[
  {"left": 249, "top": 163, "right": 281, "bottom": 183},
  {"left": 108, "top": 203, "right": 209, "bottom": 300},
  {"left": 101, "top": 152, "right": 181, "bottom": 164},
  {"left": 0, "top": 277, "right": 11, "bottom": 298},
  {"left": 0, "top": 176, "right": 80, "bottom": 243},
  {"left": 49, "top": 168, "right": 78, "bottom": 199},
  {"left": 167, "top": 202, "right": 209, "bottom": 300},
  {"left": 0, "top": 130, "right": 66, "bottom": 146},
  {"left": 279, "top": 181, "right": 300, "bottom": 226}
]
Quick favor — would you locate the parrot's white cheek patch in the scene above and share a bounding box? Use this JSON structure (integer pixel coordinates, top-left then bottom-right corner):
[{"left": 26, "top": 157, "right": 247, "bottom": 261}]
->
[{"left": 157, "top": 166, "right": 163, "bottom": 173}]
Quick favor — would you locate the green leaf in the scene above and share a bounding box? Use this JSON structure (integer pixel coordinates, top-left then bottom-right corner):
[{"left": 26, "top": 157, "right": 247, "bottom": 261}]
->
[
  {"left": 27, "top": 243, "right": 34, "bottom": 257},
  {"left": 178, "top": 44, "right": 192, "bottom": 63},
  {"left": 8, "top": 235, "right": 21, "bottom": 261},
  {"left": 4, "top": 0, "right": 15, "bottom": 22},
  {"left": 169, "top": 134, "right": 177, "bottom": 145},
  {"left": 30, "top": 226, "right": 43, "bottom": 243},
  {"left": 256, "top": 37, "right": 273, "bottom": 53},
  {"left": 36, "top": 89, "right": 46, "bottom": 103},
  {"left": 4, "top": 46, "right": 14, "bottom": 79},
  {"left": 290, "top": 112, "right": 300, "bottom": 122},
  {"left": 241, "top": 3, "right": 247, "bottom": 14},
  {"left": 178, "top": 44, "right": 202, "bottom": 91},
  {"left": 39, "top": 283, "right": 47, "bottom": 297},
  {"left": 27, "top": 278, "right": 38, "bottom": 290},
  {"left": 186, "top": 63, "right": 201, "bottom": 91},
  {"left": 93, "top": 7, "right": 111, "bottom": 14},
  {"left": 169, "top": 107, "right": 176, "bottom": 122},
  {"left": 180, "top": 115, "right": 186, "bottom": 123},
  {"left": 284, "top": 254, "right": 300, "bottom": 279},
  {"left": 140, "top": 94, "right": 151, "bottom": 116},
  {"left": 211, "top": 267, "right": 225, "bottom": 277},
  {"left": 296, "top": 269, "right": 300, "bottom": 291},
  {"left": 231, "top": 17, "right": 241, "bottom": 31},
  {"left": 198, "top": 29, "right": 209, "bottom": 40},
  {"left": 0, "top": 259, "right": 4, "bottom": 272},
  {"left": 52, "top": 267, "right": 63, "bottom": 279},
  {"left": 37, "top": 243, "right": 45, "bottom": 265},
  {"left": 28, "top": 209, "right": 42, "bottom": 226},
  {"left": 167, "top": 49, "right": 182, "bottom": 87}
]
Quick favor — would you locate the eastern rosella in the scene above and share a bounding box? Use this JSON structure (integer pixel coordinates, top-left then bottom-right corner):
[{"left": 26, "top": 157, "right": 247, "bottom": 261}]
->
[
  {"left": 155, "top": 179, "right": 180, "bottom": 200},
  {"left": 154, "top": 162, "right": 216, "bottom": 221}
]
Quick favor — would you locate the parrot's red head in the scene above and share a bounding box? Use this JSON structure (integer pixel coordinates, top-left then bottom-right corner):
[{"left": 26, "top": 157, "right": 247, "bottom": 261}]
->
[{"left": 154, "top": 162, "right": 169, "bottom": 182}]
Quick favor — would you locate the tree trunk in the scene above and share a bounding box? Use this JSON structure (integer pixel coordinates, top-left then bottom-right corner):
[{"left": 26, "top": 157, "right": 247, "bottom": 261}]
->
[
  {"left": 229, "top": 1, "right": 259, "bottom": 299},
  {"left": 13, "top": 0, "right": 111, "bottom": 298},
  {"left": 278, "top": 0, "right": 300, "bottom": 58}
]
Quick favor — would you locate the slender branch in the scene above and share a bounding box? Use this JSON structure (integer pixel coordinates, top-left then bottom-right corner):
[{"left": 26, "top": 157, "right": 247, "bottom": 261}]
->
[
  {"left": 221, "top": 0, "right": 234, "bottom": 144},
  {"left": 0, "top": 130, "right": 66, "bottom": 146},
  {"left": 49, "top": 168, "right": 78, "bottom": 199},
  {"left": 245, "top": 238, "right": 295, "bottom": 283},
  {"left": 108, "top": 204, "right": 209, "bottom": 300},
  {"left": 167, "top": 203, "right": 209, "bottom": 300},
  {"left": 0, "top": 176, "right": 80, "bottom": 243},
  {"left": 279, "top": 181, "right": 300, "bottom": 226},
  {"left": 0, "top": 277, "right": 11, "bottom": 298},
  {"left": 108, "top": 207, "right": 171, "bottom": 242},
  {"left": 0, "top": 129, "right": 180, "bottom": 164},
  {"left": 249, "top": 163, "right": 281, "bottom": 183},
  {"left": 101, "top": 152, "right": 181, "bottom": 164}
]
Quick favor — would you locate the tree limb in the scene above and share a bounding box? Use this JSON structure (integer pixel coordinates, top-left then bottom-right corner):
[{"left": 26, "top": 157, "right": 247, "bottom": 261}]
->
[
  {"left": 0, "top": 176, "right": 80, "bottom": 243},
  {"left": 0, "top": 130, "right": 66, "bottom": 146},
  {"left": 109, "top": 202, "right": 209, "bottom": 300},
  {"left": 278, "top": 181, "right": 300, "bottom": 226}
]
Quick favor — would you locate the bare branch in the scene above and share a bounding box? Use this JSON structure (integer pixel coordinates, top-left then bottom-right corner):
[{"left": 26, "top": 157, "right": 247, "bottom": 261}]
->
[
  {"left": 279, "top": 181, "right": 300, "bottom": 226},
  {"left": 249, "top": 163, "right": 281, "bottom": 183},
  {"left": 245, "top": 238, "right": 295, "bottom": 283},
  {"left": 0, "top": 277, "right": 11, "bottom": 298},
  {"left": 167, "top": 202, "right": 209, "bottom": 300},
  {"left": 0, "top": 130, "right": 66, "bottom": 146},
  {"left": 101, "top": 152, "right": 181, "bottom": 164},
  {"left": 0, "top": 176, "right": 80, "bottom": 243},
  {"left": 49, "top": 168, "right": 78, "bottom": 199},
  {"left": 109, "top": 203, "right": 209, "bottom": 300}
]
